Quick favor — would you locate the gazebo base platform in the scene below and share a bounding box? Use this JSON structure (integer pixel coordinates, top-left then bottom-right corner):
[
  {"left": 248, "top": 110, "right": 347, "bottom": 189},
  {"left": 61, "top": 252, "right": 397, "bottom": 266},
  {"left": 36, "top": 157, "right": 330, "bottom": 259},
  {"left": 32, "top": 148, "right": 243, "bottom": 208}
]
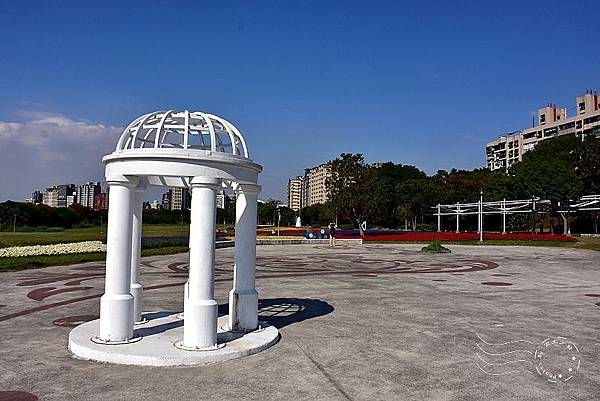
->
[{"left": 68, "top": 312, "right": 279, "bottom": 366}]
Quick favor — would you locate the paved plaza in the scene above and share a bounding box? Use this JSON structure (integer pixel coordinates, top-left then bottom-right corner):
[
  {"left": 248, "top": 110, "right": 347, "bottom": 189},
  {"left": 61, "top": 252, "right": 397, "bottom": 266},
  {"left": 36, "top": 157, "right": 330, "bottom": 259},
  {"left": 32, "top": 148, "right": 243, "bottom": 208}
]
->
[{"left": 0, "top": 244, "right": 599, "bottom": 400}]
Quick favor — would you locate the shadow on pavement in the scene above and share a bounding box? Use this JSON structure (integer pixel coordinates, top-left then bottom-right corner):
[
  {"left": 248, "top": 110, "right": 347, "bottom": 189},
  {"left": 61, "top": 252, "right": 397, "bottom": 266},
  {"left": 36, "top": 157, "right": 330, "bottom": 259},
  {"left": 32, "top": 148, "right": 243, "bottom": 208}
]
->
[
  {"left": 133, "top": 298, "right": 334, "bottom": 337},
  {"left": 217, "top": 297, "right": 335, "bottom": 329}
]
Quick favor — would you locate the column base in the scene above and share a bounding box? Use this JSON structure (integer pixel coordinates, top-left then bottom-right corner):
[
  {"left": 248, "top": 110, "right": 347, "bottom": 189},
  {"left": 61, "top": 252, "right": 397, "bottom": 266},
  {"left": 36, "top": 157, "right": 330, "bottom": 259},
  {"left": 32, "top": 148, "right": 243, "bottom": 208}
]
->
[
  {"left": 131, "top": 283, "right": 144, "bottom": 324},
  {"left": 228, "top": 289, "right": 258, "bottom": 332},
  {"left": 174, "top": 340, "right": 225, "bottom": 352},
  {"left": 182, "top": 298, "right": 218, "bottom": 349},
  {"left": 99, "top": 293, "right": 134, "bottom": 342}
]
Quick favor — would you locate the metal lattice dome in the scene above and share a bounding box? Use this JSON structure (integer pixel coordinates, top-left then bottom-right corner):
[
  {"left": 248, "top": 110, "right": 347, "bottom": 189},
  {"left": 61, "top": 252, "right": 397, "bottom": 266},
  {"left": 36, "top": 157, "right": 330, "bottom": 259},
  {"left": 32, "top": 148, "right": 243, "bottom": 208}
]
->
[{"left": 115, "top": 110, "right": 249, "bottom": 158}]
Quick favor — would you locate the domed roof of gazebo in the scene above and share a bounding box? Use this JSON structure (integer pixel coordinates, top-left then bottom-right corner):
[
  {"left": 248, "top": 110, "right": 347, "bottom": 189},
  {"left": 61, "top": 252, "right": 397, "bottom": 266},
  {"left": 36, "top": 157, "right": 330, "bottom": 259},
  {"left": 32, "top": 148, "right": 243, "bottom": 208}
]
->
[{"left": 115, "top": 110, "right": 249, "bottom": 158}]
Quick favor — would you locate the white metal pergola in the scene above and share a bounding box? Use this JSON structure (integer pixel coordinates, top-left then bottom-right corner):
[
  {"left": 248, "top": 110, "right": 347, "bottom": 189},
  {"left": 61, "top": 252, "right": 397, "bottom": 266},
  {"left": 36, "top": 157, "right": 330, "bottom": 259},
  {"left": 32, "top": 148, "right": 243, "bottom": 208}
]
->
[
  {"left": 564, "top": 195, "right": 600, "bottom": 211},
  {"left": 557, "top": 195, "right": 600, "bottom": 234},
  {"left": 435, "top": 195, "right": 600, "bottom": 238},
  {"left": 434, "top": 198, "right": 551, "bottom": 240}
]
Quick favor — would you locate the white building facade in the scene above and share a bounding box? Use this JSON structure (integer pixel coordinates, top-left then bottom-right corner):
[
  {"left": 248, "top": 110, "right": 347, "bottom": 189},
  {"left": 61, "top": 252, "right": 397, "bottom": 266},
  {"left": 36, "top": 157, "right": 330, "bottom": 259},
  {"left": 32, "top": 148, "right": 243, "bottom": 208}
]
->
[{"left": 486, "top": 90, "right": 600, "bottom": 171}]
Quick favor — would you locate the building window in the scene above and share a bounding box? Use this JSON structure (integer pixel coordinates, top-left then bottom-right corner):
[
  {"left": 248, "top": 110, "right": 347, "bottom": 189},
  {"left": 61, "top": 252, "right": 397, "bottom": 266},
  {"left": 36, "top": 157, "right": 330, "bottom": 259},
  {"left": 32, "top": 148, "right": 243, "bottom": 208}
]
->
[
  {"left": 540, "top": 114, "right": 546, "bottom": 124},
  {"left": 579, "top": 102, "right": 586, "bottom": 112},
  {"left": 576, "top": 120, "right": 582, "bottom": 129}
]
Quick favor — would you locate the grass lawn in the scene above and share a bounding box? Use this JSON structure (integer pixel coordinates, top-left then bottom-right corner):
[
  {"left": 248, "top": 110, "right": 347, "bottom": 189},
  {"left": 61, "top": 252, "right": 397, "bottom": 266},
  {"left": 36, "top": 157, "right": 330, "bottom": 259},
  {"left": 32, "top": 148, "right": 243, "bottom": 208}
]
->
[
  {"left": 0, "top": 246, "right": 190, "bottom": 273},
  {"left": 0, "top": 224, "right": 191, "bottom": 248},
  {"left": 0, "top": 224, "right": 192, "bottom": 272}
]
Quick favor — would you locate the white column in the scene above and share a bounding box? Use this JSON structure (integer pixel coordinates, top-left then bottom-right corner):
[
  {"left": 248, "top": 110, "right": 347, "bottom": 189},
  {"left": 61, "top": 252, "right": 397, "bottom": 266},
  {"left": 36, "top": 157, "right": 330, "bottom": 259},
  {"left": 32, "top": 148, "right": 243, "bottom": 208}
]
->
[
  {"left": 130, "top": 185, "right": 145, "bottom": 323},
  {"left": 183, "top": 177, "right": 219, "bottom": 349},
  {"left": 99, "top": 178, "right": 136, "bottom": 342},
  {"left": 229, "top": 183, "right": 260, "bottom": 331},
  {"left": 436, "top": 204, "right": 441, "bottom": 232}
]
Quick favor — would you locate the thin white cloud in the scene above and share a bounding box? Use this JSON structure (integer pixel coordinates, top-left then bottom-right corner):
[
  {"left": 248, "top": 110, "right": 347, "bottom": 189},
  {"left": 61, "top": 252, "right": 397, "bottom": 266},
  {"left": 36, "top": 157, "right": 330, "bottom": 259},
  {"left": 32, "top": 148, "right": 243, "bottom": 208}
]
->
[
  {"left": 0, "top": 112, "right": 123, "bottom": 200},
  {"left": 0, "top": 112, "right": 121, "bottom": 150}
]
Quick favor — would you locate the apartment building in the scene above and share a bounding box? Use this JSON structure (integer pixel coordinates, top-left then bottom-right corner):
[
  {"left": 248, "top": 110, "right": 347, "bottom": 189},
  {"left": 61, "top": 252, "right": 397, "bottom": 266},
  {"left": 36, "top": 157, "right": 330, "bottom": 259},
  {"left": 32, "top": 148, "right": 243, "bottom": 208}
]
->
[
  {"left": 216, "top": 191, "right": 232, "bottom": 209},
  {"left": 42, "top": 187, "right": 58, "bottom": 208},
  {"left": 169, "top": 187, "right": 192, "bottom": 210},
  {"left": 287, "top": 176, "right": 303, "bottom": 211},
  {"left": 27, "top": 191, "right": 43, "bottom": 204},
  {"left": 305, "top": 164, "right": 331, "bottom": 206},
  {"left": 77, "top": 182, "right": 101, "bottom": 208},
  {"left": 486, "top": 90, "right": 600, "bottom": 171},
  {"left": 286, "top": 163, "right": 332, "bottom": 210},
  {"left": 94, "top": 192, "right": 108, "bottom": 211},
  {"left": 42, "top": 184, "right": 77, "bottom": 208}
]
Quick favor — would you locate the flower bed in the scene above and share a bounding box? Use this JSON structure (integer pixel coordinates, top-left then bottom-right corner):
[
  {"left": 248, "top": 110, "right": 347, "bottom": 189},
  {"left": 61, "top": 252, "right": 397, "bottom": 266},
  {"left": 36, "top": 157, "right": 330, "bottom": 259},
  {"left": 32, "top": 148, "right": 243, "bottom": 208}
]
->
[
  {"left": 337, "top": 232, "right": 576, "bottom": 242},
  {"left": 0, "top": 241, "right": 107, "bottom": 258}
]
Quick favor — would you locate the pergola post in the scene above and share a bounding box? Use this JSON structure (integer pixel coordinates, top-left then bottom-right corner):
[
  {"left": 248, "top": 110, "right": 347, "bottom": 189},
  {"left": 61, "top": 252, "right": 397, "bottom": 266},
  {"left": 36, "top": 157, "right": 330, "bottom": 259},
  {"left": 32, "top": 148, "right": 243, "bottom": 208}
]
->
[
  {"left": 130, "top": 184, "right": 145, "bottom": 323},
  {"left": 98, "top": 177, "right": 136, "bottom": 342},
  {"left": 183, "top": 177, "right": 220, "bottom": 349},
  {"left": 436, "top": 204, "right": 441, "bottom": 232},
  {"left": 478, "top": 193, "right": 483, "bottom": 242},
  {"left": 229, "top": 183, "right": 260, "bottom": 331},
  {"left": 502, "top": 198, "right": 507, "bottom": 234},
  {"left": 455, "top": 202, "right": 460, "bottom": 233}
]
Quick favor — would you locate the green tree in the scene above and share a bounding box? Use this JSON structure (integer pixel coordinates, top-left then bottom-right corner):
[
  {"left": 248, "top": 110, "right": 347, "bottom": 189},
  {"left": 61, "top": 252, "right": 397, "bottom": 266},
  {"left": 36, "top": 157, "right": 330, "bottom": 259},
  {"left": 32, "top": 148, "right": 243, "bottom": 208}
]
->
[
  {"left": 326, "top": 153, "right": 381, "bottom": 235},
  {"left": 300, "top": 203, "right": 332, "bottom": 227},
  {"left": 576, "top": 136, "right": 600, "bottom": 194},
  {"left": 510, "top": 135, "right": 583, "bottom": 203},
  {"left": 375, "top": 162, "right": 427, "bottom": 226},
  {"left": 257, "top": 199, "right": 280, "bottom": 225}
]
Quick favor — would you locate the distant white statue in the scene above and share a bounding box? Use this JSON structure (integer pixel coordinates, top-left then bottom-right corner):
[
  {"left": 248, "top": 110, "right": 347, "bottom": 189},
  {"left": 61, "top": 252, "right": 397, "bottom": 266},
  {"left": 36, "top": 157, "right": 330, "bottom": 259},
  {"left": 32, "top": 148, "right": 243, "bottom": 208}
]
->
[{"left": 295, "top": 216, "right": 302, "bottom": 227}]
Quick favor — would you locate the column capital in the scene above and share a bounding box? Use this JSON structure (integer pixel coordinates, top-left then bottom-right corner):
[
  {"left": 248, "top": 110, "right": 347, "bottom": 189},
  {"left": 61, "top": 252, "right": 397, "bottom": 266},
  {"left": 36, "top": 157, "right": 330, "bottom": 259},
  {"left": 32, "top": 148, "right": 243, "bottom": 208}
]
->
[
  {"left": 235, "top": 183, "right": 261, "bottom": 195},
  {"left": 190, "top": 176, "right": 220, "bottom": 188},
  {"left": 106, "top": 176, "right": 138, "bottom": 188}
]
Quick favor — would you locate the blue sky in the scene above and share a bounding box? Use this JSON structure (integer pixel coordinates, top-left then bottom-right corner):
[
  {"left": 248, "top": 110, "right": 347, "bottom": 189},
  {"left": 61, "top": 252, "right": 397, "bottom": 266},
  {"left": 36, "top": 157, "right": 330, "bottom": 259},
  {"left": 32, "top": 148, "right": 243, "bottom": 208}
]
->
[{"left": 1, "top": 1, "right": 599, "bottom": 202}]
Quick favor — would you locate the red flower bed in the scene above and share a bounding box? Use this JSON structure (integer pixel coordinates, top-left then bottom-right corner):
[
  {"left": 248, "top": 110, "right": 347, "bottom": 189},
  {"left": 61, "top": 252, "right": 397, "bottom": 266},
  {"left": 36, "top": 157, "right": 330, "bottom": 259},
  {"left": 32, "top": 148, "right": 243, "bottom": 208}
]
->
[{"left": 337, "top": 232, "right": 576, "bottom": 242}]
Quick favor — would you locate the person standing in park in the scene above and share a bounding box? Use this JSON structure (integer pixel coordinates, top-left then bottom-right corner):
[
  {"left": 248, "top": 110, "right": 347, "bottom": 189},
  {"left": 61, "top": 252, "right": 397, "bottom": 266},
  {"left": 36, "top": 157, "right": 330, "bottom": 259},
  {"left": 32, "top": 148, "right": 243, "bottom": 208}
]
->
[{"left": 328, "top": 222, "right": 336, "bottom": 247}]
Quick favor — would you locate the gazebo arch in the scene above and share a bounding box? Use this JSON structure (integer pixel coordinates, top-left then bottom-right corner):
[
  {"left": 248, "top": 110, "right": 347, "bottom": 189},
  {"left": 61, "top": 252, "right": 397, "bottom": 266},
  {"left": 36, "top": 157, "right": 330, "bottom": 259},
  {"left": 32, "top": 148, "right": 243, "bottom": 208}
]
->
[{"left": 95, "top": 110, "right": 262, "bottom": 350}]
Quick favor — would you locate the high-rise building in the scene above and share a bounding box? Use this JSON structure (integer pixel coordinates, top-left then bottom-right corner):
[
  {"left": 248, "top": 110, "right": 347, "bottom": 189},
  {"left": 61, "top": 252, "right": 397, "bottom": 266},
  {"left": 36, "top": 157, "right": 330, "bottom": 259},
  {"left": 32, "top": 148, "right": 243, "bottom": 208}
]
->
[
  {"left": 27, "top": 191, "right": 43, "bottom": 204},
  {"left": 161, "top": 191, "right": 172, "bottom": 210},
  {"left": 216, "top": 190, "right": 230, "bottom": 209},
  {"left": 170, "top": 187, "right": 191, "bottom": 210},
  {"left": 43, "top": 187, "right": 59, "bottom": 207},
  {"left": 486, "top": 90, "right": 600, "bottom": 171},
  {"left": 287, "top": 163, "right": 332, "bottom": 209},
  {"left": 287, "top": 176, "right": 303, "bottom": 211},
  {"left": 303, "top": 163, "right": 331, "bottom": 207},
  {"left": 77, "top": 182, "right": 101, "bottom": 208},
  {"left": 57, "top": 184, "right": 77, "bottom": 208},
  {"left": 94, "top": 193, "right": 108, "bottom": 211}
]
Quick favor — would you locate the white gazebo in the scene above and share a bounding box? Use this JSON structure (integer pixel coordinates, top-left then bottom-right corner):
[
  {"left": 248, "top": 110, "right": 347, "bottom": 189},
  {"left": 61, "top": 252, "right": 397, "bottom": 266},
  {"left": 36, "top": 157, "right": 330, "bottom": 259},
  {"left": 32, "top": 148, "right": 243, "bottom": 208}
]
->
[{"left": 69, "top": 111, "right": 279, "bottom": 365}]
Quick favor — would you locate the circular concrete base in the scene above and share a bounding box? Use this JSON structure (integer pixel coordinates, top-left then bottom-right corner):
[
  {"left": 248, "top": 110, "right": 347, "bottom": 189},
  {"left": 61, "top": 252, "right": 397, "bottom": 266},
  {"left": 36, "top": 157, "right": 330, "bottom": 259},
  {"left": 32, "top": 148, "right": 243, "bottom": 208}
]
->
[{"left": 68, "top": 312, "right": 279, "bottom": 366}]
